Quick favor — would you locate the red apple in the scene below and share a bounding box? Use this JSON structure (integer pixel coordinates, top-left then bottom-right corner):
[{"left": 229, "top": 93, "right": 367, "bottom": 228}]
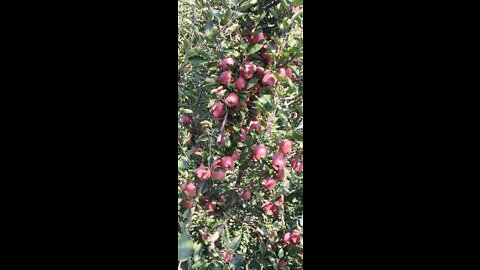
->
[
  {"left": 211, "top": 168, "right": 226, "bottom": 180},
  {"left": 223, "top": 251, "right": 234, "bottom": 262},
  {"left": 272, "top": 152, "right": 287, "bottom": 170},
  {"left": 290, "top": 231, "right": 301, "bottom": 244},
  {"left": 232, "top": 150, "right": 240, "bottom": 161},
  {"left": 238, "top": 127, "right": 247, "bottom": 142},
  {"left": 218, "top": 71, "right": 232, "bottom": 85},
  {"left": 225, "top": 92, "right": 239, "bottom": 107},
  {"left": 252, "top": 32, "right": 265, "bottom": 44},
  {"left": 181, "top": 182, "right": 196, "bottom": 197},
  {"left": 220, "top": 57, "right": 235, "bottom": 70},
  {"left": 279, "top": 140, "right": 293, "bottom": 154},
  {"left": 285, "top": 68, "right": 293, "bottom": 79},
  {"left": 204, "top": 202, "right": 216, "bottom": 211},
  {"left": 255, "top": 66, "right": 265, "bottom": 79},
  {"left": 181, "top": 199, "right": 192, "bottom": 209},
  {"left": 210, "top": 101, "right": 226, "bottom": 118},
  {"left": 252, "top": 144, "right": 268, "bottom": 160},
  {"left": 249, "top": 120, "right": 260, "bottom": 132},
  {"left": 278, "top": 67, "right": 286, "bottom": 77},
  {"left": 241, "top": 190, "right": 251, "bottom": 200},
  {"left": 292, "top": 158, "right": 303, "bottom": 173},
  {"left": 240, "top": 62, "right": 256, "bottom": 79},
  {"left": 219, "top": 156, "right": 234, "bottom": 171},
  {"left": 263, "top": 177, "right": 276, "bottom": 190},
  {"left": 262, "top": 201, "right": 278, "bottom": 216},
  {"left": 181, "top": 115, "right": 192, "bottom": 125},
  {"left": 195, "top": 163, "right": 211, "bottom": 180},
  {"left": 278, "top": 260, "right": 287, "bottom": 268},
  {"left": 234, "top": 76, "right": 246, "bottom": 90},
  {"left": 262, "top": 72, "right": 277, "bottom": 87}
]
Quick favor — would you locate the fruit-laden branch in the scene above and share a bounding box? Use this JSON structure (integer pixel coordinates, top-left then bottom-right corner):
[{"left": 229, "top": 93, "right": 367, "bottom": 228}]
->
[{"left": 207, "top": 160, "right": 249, "bottom": 250}]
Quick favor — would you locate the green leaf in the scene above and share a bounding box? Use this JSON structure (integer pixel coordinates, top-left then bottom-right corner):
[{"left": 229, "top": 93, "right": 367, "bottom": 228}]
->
[
  {"left": 241, "top": 39, "right": 248, "bottom": 50},
  {"left": 189, "top": 56, "right": 206, "bottom": 66},
  {"left": 230, "top": 235, "right": 242, "bottom": 250},
  {"left": 232, "top": 254, "right": 245, "bottom": 267},
  {"left": 178, "top": 159, "right": 185, "bottom": 171},
  {"left": 278, "top": 248, "right": 284, "bottom": 259},
  {"left": 204, "top": 20, "right": 213, "bottom": 35},
  {"left": 292, "top": 130, "right": 303, "bottom": 141},
  {"left": 259, "top": 243, "right": 265, "bottom": 254},
  {"left": 246, "top": 77, "right": 259, "bottom": 89},
  {"left": 293, "top": 0, "right": 303, "bottom": 7},
  {"left": 227, "top": 49, "right": 240, "bottom": 57},
  {"left": 248, "top": 43, "right": 264, "bottom": 54},
  {"left": 182, "top": 108, "right": 193, "bottom": 114},
  {"left": 178, "top": 233, "right": 194, "bottom": 261}
]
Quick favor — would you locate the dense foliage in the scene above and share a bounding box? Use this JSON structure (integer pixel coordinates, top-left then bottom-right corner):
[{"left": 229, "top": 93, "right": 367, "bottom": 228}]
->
[{"left": 178, "top": 0, "right": 303, "bottom": 269}]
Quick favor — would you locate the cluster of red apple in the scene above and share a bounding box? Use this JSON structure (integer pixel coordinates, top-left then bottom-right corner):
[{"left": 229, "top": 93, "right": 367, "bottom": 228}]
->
[
  {"left": 180, "top": 31, "right": 300, "bottom": 127},
  {"left": 179, "top": 29, "right": 303, "bottom": 267}
]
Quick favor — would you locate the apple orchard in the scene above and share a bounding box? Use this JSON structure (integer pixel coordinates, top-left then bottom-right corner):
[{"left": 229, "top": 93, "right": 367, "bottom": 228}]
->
[{"left": 178, "top": 0, "right": 303, "bottom": 269}]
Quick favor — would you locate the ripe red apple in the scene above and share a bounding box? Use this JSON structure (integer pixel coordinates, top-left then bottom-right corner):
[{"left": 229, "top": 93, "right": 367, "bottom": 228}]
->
[
  {"left": 272, "top": 152, "right": 287, "bottom": 170},
  {"left": 252, "top": 32, "right": 265, "bottom": 44},
  {"left": 181, "top": 115, "right": 192, "bottom": 125},
  {"left": 278, "top": 260, "right": 287, "bottom": 268},
  {"left": 263, "top": 177, "right": 277, "bottom": 190},
  {"left": 219, "top": 156, "right": 234, "bottom": 170},
  {"left": 219, "top": 57, "right": 235, "bottom": 70},
  {"left": 255, "top": 66, "right": 265, "bottom": 79},
  {"left": 262, "top": 72, "right": 277, "bottom": 87},
  {"left": 249, "top": 120, "right": 260, "bottom": 132},
  {"left": 218, "top": 195, "right": 226, "bottom": 203},
  {"left": 262, "top": 201, "right": 278, "bottom": 216},
  {"left": 292, "top": 158, "right": 303, "bottom": 173},
  {"left": 195, "top": 163, "right": 211, "bottom": 180},
  {"left": 241, "top": 190, "right": 251, "bottom": 200},
  {"left": 278, "top": 67, "right": 286, "bottom": 77},
  {"left": 234, "top": 76, "right": 246, "bottom": 90},
  {"left": 285, "top": 68, "right": 293, "bottom": 79},
  {"left": 283, "top": 232, "right": 292, "bottom": 244},
  {"left": 279, "top": 140, "right": 293, "bottom": 154},
  {"left": 223, "top": 251, "right": 234, "bottom": 262},
  {"left": 240, "top": 62, "right": 256, "bottom": 79},
  {"left": 232, "top": 150, "right": 240, "bottom": 161},
  {"left": 276, "top": 195, "right": 284, "bottom": 206},
  {"left": 204, "top": 202, "right": 216, "bottom": 211},
  {"left": 181, "top": 199, "right": 192, "bottom": 209},
  {"left": 210, "top": 101, "right": 226, "bottom": 118},
  {"left": 290, "top": 231, "right": 301, "bottom": 244},
  {"left": 181, "top": 182, "right": 196, "bottom": 197},
  {"left": 218, "top": 71, "right": 232, "bottom": 85},
  {"left": 211, "top": 168, "right": 226, "bottom": 180},
  {"left": 238, "top": 127, "right": 247, "bottom": 142},
  {"left": 225, "top": 92, "right": 239, "bottom": 107},
  {"left": 252, "top": 144, "right": 268, "bottom": 160}
]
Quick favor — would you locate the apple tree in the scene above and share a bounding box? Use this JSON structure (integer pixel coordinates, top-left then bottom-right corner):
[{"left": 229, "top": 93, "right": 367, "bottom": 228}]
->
[{"left": 178, "top": 0, "right": 303, "bottom": 269}]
